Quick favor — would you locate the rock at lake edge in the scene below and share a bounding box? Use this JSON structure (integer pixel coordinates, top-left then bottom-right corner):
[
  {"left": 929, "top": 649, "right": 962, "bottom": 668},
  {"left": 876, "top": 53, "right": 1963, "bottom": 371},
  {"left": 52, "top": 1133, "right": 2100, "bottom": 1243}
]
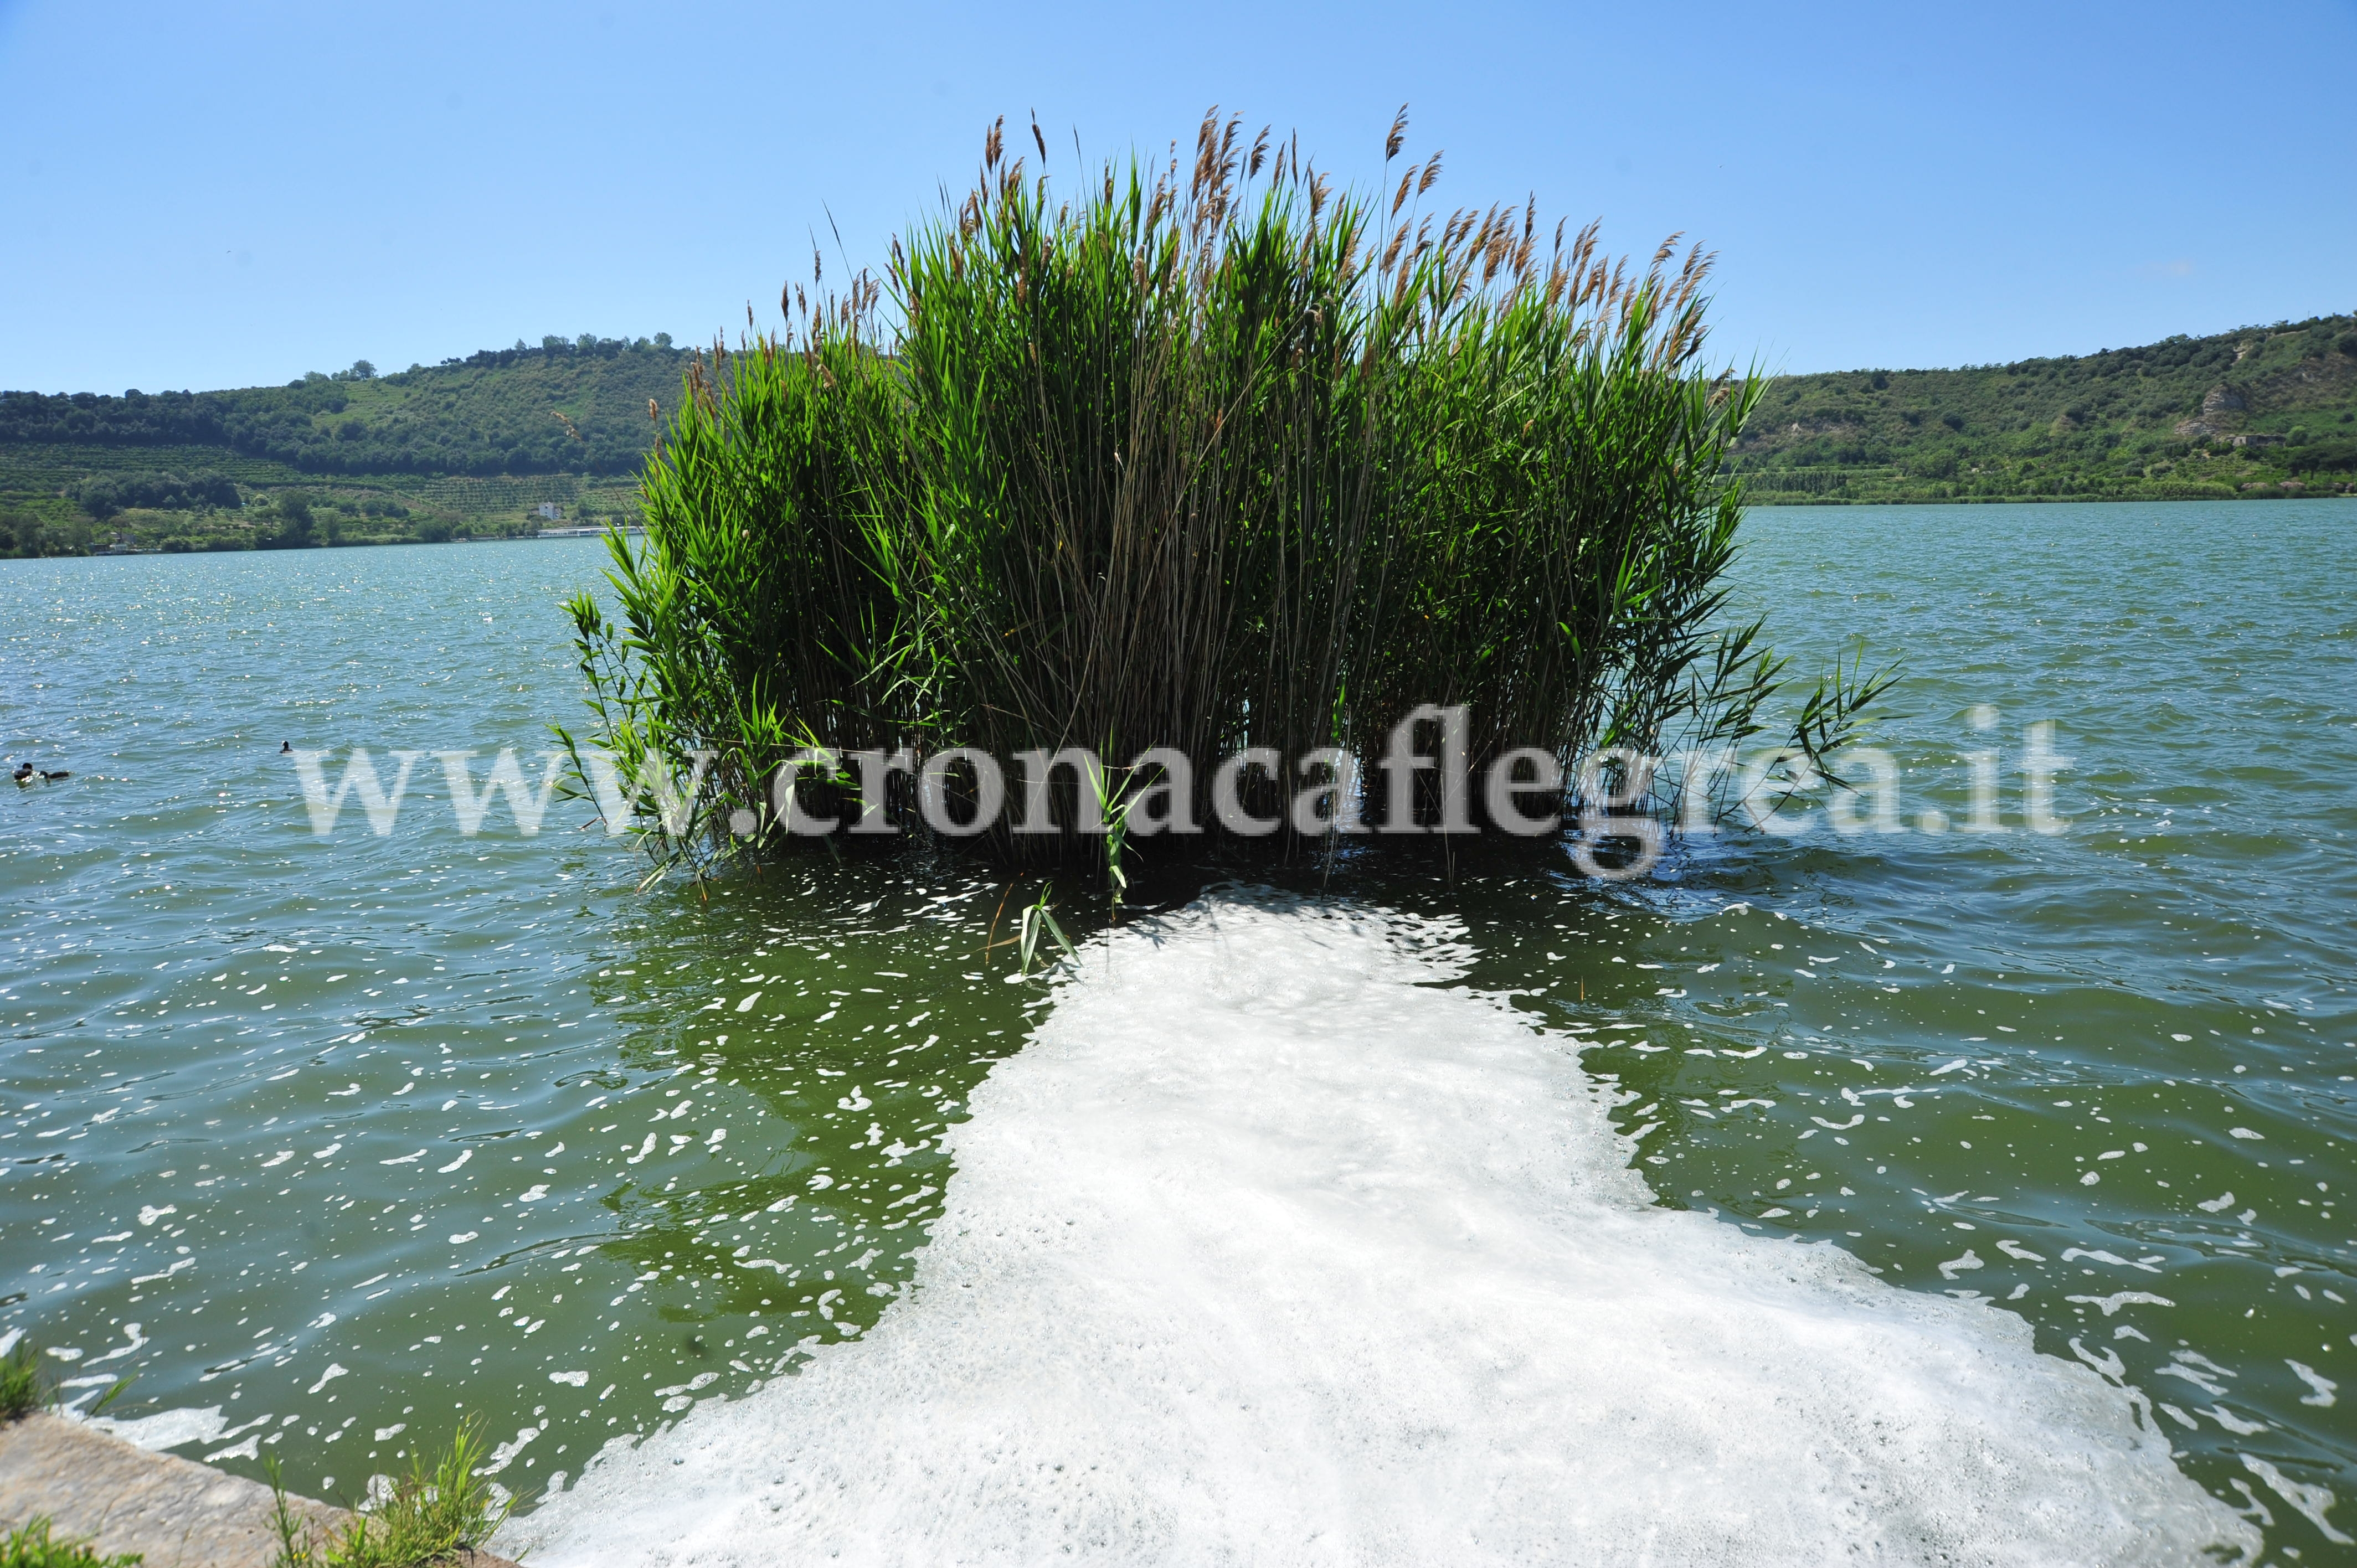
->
[{"left": 0, "top": 1413, "right": 518, "bottom": 1568}]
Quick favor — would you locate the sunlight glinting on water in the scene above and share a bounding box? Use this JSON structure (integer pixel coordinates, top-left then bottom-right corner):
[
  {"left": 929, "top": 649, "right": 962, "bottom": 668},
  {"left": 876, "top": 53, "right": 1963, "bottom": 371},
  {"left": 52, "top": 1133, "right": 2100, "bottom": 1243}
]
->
[{"left": 3, "top": 500, "right": 2354, "bottom": 1560}]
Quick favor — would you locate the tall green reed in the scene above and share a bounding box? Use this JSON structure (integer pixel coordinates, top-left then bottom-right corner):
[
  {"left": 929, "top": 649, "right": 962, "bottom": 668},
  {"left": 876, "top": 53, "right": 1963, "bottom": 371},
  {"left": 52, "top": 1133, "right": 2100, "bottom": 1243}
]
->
[
  {"left": 555, "top": 310, "right": 906, "bottom": 873},
  {"left": 560, "top": 110, "right": 1890, "bottom": 873}
]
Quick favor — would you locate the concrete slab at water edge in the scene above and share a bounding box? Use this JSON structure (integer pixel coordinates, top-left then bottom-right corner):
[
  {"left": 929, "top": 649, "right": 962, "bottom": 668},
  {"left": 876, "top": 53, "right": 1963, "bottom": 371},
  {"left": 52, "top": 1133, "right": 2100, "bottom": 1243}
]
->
[
  {"left": 0, "top": 1414, "right": 518, "bottom": 1568},
  {"left": 0, "top": 1413, "right": 334, "bottom": 1568}
]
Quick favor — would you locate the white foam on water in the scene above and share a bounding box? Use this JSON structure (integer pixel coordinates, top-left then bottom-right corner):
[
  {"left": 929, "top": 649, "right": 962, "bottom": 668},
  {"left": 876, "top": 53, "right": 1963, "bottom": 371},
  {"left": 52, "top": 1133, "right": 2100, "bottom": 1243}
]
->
[
  {"left": 90, "top": 1403, "right": 230, "bottom": 1451},
  {"left": 517, "top": 898, "right": 2256, "bottom": 1566}
]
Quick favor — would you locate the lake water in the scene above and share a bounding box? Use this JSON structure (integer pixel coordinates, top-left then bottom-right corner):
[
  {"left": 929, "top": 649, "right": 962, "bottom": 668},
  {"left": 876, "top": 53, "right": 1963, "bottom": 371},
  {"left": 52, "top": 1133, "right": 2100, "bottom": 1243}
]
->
[{"left": 2, "top": 500, "right": 2352, "bottom": 1562}]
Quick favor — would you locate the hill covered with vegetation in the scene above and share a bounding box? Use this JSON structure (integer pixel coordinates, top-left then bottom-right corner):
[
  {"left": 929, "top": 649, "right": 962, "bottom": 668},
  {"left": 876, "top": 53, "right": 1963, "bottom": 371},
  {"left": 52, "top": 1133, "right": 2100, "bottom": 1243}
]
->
[
  {"left": 0, "top": 334, "right": 692, "bottom": 555},
  {"left": 3, "top": 313, "right": 2351, "bottom": 557},
  {"left": 2, "top": 334, "right": 685, "bottom": 477},
  {"left": 1730, "top": 311, "right": 2357, "bottom": 504}
]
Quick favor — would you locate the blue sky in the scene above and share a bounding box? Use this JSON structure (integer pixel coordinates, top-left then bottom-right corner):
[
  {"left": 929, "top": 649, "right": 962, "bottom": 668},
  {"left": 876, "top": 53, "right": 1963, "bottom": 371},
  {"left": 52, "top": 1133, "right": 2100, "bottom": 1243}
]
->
[{"left": 3, "top": 0, "right": 2351, "bottom": 395}]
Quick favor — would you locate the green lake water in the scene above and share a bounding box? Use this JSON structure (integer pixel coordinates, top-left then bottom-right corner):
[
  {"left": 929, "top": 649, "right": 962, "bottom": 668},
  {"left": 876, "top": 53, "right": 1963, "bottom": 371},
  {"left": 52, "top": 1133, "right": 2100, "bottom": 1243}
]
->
[{"left": 3, "top": 500, "right": 2353, "bottom": 1559}]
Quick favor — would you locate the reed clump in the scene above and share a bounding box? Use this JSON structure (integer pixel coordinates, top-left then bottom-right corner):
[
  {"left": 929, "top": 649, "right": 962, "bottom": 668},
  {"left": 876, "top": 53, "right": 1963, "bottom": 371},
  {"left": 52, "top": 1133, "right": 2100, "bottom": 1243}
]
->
[
  {"left": 266, "top": 1418, "right": 512, "bottom": 1568},
  {"left": 1, "top": 1337, "right": 49, "bottom": 1421},
  {"left": 560, "top": 110, "right": 1884, "bottom": 869},
  {"left": 1, "top": 1518, "right": 142, "bottom": 1568}
]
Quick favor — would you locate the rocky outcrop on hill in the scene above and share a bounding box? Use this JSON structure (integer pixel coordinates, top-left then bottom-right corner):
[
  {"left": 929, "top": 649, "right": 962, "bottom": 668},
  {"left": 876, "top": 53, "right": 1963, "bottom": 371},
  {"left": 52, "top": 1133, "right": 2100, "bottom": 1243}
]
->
[{"left": 2176, "top": 383, "right": 2247, "bottom": 438}]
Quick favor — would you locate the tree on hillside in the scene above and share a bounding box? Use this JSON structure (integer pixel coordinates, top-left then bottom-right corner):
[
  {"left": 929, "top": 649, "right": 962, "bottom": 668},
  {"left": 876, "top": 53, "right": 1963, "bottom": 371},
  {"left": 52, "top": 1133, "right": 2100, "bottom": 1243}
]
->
[
  {"left": 259, "top": 489, "right": 317, "bottom": 549},
  {"left": 0, "top": 508, "right": 45, "bottom": 557}
]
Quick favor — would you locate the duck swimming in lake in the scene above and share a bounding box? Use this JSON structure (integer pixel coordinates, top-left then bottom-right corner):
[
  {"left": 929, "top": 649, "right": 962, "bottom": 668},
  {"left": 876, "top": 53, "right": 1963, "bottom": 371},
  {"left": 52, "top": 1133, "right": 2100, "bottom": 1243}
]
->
[
  {"left": 14, "top": 762, "right": 69, "bottom": 785},
  {"left": 11, "top": 764, "right": 29, "bottom": 787},
  {"left": 281, "top": 741, "right": 292, "bottom": 754}
]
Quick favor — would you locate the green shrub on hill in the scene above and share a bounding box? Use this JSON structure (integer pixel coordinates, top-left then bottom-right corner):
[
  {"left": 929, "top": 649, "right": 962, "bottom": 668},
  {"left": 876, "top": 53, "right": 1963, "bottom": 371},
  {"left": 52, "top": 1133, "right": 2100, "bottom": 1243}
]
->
[{"left": 66, "top": 470, "right": 239, "bottom": 519}]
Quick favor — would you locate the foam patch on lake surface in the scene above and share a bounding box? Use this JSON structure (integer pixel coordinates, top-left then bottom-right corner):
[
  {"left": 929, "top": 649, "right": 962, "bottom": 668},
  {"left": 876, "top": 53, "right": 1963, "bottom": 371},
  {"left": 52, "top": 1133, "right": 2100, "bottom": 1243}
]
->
[{"left": 517, "top": 898, "right": 2256, "bottom": 1566}]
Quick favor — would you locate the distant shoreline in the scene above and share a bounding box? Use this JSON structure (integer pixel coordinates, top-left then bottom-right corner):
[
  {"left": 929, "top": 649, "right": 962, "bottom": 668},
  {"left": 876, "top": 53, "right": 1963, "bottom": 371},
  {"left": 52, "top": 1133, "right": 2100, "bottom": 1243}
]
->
[
  {"left": 1744, "top": 487, "right": 2354, "bottom": 508},
  {"left": 5, "top": 312, "right": 2350, "bottom": 558}
]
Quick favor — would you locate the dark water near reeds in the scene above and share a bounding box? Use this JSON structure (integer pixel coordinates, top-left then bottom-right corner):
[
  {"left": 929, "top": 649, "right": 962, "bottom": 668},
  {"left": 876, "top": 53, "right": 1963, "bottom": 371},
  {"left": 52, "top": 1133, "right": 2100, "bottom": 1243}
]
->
[{"left": 2, "top": 501, "right": 2353, "bottom": 1559}]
